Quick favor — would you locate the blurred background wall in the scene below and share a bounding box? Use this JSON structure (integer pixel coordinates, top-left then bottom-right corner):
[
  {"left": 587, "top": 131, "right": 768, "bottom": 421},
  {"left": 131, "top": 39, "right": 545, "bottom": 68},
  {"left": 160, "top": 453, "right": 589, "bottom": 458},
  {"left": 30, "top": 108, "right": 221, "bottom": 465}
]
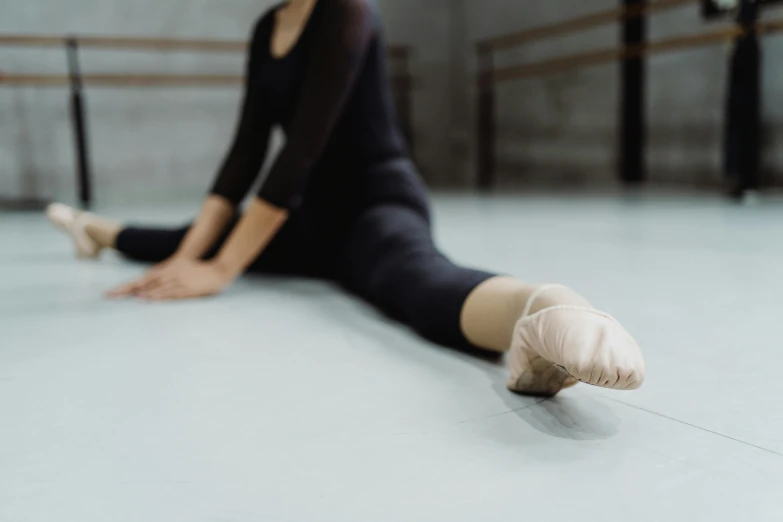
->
[
  {"left": 1, "top": 0, "right": 782, "bottom": 204},
  {"left": 0, "top": 0, "right": 454, "bottom": 204},
  {"left": 457, "top": 0, "right": 783, "bottom": 189}
]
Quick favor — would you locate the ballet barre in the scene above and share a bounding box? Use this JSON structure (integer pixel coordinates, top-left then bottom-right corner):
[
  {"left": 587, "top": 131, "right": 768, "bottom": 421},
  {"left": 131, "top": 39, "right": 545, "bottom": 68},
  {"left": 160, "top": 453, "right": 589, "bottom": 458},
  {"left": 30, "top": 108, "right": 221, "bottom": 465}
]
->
[
  {"left": 474, "top": 0, "right": 783, "bottom": 193},
  {"left": 0, "top": 34, "right": 415, "bottom": 209},
  {"left": 476, "top": 0, "right": 699, "bottom": 53}
]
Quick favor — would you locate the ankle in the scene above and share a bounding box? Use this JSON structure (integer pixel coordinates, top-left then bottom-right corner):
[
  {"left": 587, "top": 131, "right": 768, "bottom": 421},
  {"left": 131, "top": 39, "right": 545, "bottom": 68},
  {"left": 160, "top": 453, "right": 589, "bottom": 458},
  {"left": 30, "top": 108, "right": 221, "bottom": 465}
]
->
[
  {"left": 84, "top": 220, "right": 119, "bottom": 249},
  {"left": 524, "top": 285, "right": 592, "bottom": 317}
]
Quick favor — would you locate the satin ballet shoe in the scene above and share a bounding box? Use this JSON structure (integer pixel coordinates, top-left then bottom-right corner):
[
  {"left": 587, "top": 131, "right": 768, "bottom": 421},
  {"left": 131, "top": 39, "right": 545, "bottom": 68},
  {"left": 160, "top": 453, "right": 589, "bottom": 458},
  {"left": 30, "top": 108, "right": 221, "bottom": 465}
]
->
[
  {"left": 507, "top": 285, "right": 646, "bottom": 395},
  {"left": 46, "top": 203, "right": 101, "bottom": 259}
]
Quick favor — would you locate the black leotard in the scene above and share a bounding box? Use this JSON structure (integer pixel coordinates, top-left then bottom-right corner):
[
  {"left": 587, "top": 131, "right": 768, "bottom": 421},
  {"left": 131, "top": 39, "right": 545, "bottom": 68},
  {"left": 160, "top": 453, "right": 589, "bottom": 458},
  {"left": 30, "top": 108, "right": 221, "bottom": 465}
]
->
[
  {"left": 210, "top": 0, "right": 407, "bottom": 211},
  {"left": 118, "top": 0, "right": 496, "bottom": 353}
]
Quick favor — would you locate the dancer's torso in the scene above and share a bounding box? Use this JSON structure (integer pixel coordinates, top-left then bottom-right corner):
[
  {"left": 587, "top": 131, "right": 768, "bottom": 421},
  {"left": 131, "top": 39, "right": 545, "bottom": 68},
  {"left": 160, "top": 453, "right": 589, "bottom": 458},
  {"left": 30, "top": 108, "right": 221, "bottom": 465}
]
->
[{"left": 251, "top": 2, "right": 427, "bottom": 220}]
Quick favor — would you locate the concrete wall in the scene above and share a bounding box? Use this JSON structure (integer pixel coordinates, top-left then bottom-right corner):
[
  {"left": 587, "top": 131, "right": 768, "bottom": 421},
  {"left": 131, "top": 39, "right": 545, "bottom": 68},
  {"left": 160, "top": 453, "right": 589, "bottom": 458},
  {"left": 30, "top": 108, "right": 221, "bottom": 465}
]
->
[
  {"left": 1, "top": 0, "right": 260, "bottom": 204},
  {"left": 460, "top": 0, "right": 619, "bottom": 188},
  {"left": 457, "top": 0, "right": 783, "bottom": 188},
  {"left": 3, "top": 0, "right": 782, "bottom": 203},
  {"left": 0, "top": 0, "right": 453, "bottom": 204},
  {"left": 647, "top": 3, "right": 783, "bottom": 186},
  {"left": 376, "top": 0, "right": 453, "bottom": 186}
]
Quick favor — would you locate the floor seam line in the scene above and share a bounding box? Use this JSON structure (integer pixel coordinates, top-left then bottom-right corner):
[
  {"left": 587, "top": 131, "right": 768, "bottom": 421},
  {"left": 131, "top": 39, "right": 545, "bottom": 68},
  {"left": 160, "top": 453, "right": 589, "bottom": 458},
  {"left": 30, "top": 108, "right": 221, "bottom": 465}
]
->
[{"left": 609, "top": 397, "right": 783, "bottom": 458}]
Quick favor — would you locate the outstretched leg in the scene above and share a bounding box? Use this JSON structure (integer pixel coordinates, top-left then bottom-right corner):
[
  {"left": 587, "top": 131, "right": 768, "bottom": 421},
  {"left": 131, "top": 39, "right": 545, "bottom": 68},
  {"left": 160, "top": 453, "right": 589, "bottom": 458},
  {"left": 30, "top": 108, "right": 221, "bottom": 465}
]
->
[
  {"left": 338, "top": 203, "right": 494, "bottom": 352},
  {"left": 339, "top": 203, "right": 645, "bottom": 396},
  {"left": 47, "top": 203, "right": 215, "bottom": 262},
  {"left": 46, "top": 203, "right": 314, "bottom": 275}
]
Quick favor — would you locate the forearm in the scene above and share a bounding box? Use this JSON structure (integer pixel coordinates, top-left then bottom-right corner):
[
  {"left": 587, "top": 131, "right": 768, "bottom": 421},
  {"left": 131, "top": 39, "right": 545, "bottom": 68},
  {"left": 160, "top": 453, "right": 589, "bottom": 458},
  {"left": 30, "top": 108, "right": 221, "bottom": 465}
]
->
[
  {"left": 212, "top": 198, "right": 289, "bottom": 278},
  {"left": 173, "top": 195, "right": 236, "bottom": 260}
]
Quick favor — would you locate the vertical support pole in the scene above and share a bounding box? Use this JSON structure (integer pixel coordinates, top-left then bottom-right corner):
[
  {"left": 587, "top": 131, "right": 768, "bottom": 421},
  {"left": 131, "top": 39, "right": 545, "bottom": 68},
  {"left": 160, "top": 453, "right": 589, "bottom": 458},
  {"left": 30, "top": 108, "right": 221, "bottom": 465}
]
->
[
  {"left": 728, "top": 0, "right": 761, "bottom": 196},
  {"left": 476, "top": 46, "right": 495, "bottom": 190},
  {"left": 66, "top": 37, "right": 93, "bottom": 208},
  {"left": 620, "top": 0, "right": 646, "bottom": 184}
]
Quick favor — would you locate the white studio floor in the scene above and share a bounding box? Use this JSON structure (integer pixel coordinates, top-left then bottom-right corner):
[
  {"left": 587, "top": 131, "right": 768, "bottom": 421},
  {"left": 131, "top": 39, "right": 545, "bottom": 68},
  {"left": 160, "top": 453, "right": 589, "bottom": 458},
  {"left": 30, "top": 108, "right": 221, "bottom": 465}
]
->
[{"left": 1, "top": 192, "right": 782, "bottom": 522}]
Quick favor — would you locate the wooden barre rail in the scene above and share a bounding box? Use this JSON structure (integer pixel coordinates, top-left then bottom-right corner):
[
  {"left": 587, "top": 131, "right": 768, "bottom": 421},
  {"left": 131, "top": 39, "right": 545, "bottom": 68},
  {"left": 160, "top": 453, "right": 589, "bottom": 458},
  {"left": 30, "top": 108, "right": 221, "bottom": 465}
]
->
[
  {"left": 483, "top": 18, "right": 783, "bottom": 85},
  {"left": 0, "top": 72, "right": 415, "bottom": 88},
  {"left": 0, "top": 34, "right": 416, "bottom": 208},
  {"left": 0, "top": 74, "right": 243, "bottom": 87},
  {"left": 0, "top": 33, "right": 412, "bottom": 58},
  {"left": 474, "top": 0, "right": 775, "bottom": 191},
  {"left": 477, "top": 0, "right": 699, "bottom": 52},
  {"left": 0, "top": 35, "right": 245, "bottom": 52}
]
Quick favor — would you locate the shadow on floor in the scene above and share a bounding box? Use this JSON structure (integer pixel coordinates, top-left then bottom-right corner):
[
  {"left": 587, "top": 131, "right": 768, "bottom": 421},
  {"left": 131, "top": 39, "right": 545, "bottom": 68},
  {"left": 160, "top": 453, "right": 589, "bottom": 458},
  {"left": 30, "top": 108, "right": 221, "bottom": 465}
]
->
[
  {"left": 493, "top": 378, "right": 622, "bottom": 441},
  {"left": 286, "top": 279, "right": 622, "bottom": 442}
]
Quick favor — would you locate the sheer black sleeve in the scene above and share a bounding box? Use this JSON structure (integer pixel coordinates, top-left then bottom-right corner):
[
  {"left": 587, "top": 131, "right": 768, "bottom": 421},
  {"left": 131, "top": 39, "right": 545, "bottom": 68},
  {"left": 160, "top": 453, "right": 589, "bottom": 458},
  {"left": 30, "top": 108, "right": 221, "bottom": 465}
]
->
[
  {"left": 209, "top": 18, "right": 274, "bottom": 206},
  {"left": 257, "top": 0, "right": 374, "bottom": 209}
]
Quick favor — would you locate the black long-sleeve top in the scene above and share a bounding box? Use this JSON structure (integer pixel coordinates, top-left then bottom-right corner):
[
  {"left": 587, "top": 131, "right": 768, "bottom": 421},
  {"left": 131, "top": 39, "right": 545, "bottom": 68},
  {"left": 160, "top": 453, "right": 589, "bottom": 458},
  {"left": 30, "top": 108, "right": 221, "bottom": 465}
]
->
[{"left": 210, "top": 0, "right": 407, "bottom": 211}]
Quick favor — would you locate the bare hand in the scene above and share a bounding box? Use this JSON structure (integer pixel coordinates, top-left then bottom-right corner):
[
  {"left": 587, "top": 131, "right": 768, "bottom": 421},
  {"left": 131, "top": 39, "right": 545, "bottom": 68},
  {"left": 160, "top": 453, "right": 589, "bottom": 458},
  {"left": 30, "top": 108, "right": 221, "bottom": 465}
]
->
[
  {"left": 106, "top": 256, "right": 191, "bottom": 298},
  {"left": 107, "top": 260, "right": 233, "bottom": 301}
]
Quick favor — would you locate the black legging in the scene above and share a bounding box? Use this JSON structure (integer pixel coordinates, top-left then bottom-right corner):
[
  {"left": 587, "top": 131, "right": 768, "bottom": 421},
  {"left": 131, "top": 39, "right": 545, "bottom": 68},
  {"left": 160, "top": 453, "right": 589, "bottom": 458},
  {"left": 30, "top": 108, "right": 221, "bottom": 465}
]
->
[
  {"left": 117, "top": 202, "right": 495, "bottom": 351},
  {"left": 114, "top": 3, "right": 496, "bottom": 351}
]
